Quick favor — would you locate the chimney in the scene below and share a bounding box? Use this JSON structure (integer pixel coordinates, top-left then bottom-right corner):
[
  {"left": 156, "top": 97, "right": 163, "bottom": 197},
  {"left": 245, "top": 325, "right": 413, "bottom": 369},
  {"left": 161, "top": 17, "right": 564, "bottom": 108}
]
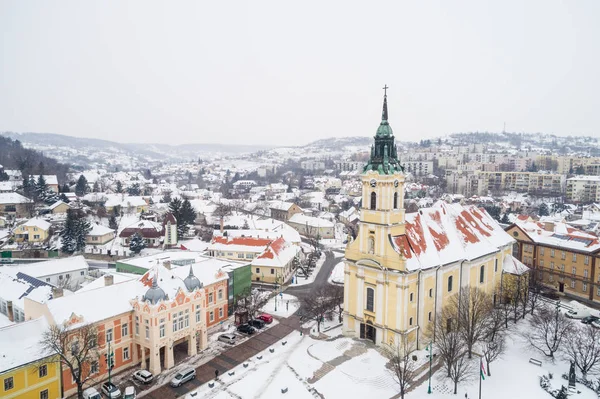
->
[
  {"left": 163, "top": 260, "right": 171, "bottom": 270},
  {"left": 544, "top": 222, "right": 554, "bottom": 232},
  {"left": 52, "top": 287, "right": 63, "bottom": 299},
  {"left": 104, "top": 275, "right": 114, "bottom": 286},
  {"left": 6, "top": 301, "right": 13, "bottom": 322}
]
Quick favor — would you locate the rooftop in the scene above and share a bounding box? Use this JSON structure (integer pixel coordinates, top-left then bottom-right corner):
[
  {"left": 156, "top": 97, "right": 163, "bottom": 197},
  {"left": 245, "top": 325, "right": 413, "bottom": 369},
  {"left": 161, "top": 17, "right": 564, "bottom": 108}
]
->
[{"left": 0, "top": 317, "right": 51, "bottom": 373}]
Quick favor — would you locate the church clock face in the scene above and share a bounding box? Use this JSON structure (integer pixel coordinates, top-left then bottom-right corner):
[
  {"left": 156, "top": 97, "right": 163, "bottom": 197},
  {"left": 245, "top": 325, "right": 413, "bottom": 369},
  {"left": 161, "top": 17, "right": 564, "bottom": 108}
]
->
[
  {"left": 370, "top": 179, "right": 377, "bottom": 187},
  {"left": 394, "top": 180, "right": 399, "bottom": 188}
]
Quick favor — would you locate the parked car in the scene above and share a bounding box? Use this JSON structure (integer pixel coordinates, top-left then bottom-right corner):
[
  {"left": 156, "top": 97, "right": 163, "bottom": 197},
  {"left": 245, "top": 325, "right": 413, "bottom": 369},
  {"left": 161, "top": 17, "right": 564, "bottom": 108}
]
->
[
  {"left": 258, "top": 314, "right": 273, "bottom": 324},
  {"left": 170, "top": 368, "right": 196, "bottom": 387},
  {"left": 296, "top": 269, "right": 307, "bottom": 277},
  {"left": 132, "top": 370, "right": 153, "bottom": 384},
  {"left": 218, "top": 333, "right": 237, "bottom": 345},
  {"left": 566, "top": 307, "right": 592, "bottom": 319},
  {"left": 237, "top": 324, "right": 256, "bottom": 335},
  {"left": 123, "top": 386, "right": 136, "bottom": 399},
  {"left": 539, "top": 288, "right": 560, "bottom": 300},
  {"left": 581, "top": 315, "right": 600, "bottom": 325},
  {"left": 82, "top": 387, "right": 102, "bottom": 399},
  {"left": 248, "top": 319, "right": 266, "bottom": 329},
  {"left": 101, "top": 382, "right": 122, "bottom": 399},
  {"left": 592, "top": 320, "right": 600, "bottom": 329}
]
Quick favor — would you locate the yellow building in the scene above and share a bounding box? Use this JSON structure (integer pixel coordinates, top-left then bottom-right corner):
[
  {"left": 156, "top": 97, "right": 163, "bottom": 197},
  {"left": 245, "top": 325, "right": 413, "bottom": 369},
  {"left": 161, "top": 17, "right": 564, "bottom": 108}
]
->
[
  {"left": 14, "top": 218, "right": 52, "bottom": 244},
  {"left": 0, "top": 318, "right": 62, "bottom": 399},
  {"left": 343, "top": 91, "right": 515, "bottom": 348}
]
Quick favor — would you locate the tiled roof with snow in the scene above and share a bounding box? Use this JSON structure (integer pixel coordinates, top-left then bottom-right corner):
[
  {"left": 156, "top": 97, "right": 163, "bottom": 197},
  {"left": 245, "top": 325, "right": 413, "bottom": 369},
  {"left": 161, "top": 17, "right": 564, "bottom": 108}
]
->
[
  {"left": 208, "top": 236, "right": 272, "bottom": 253},
  {"left": 251, "top": 237, "right": 300, "bottom": 268},
  {"left": 288, "top": 213, "right": 335, "bottom": 228},
  {"left": 119, "top": 220, "right": 164, "bottom": 238},
  {"left": 513, "top": 220, "right": 600, "bottom": 253},
  {"left": 0, "top": 317, "right": 51, "bottom": 373},
  {"left": 502, "top": 255, "right": 530, "bottom": 275},
  {"left": 392, "top": 201, "right": 514, "bottom": 271}
]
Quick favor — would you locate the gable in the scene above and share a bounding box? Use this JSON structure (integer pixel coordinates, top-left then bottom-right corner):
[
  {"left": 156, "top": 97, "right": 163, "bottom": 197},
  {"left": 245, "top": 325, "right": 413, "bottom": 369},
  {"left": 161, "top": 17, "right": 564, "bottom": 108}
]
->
[{"left": 505, "top": 224, "right": 533, "bottom": 243}]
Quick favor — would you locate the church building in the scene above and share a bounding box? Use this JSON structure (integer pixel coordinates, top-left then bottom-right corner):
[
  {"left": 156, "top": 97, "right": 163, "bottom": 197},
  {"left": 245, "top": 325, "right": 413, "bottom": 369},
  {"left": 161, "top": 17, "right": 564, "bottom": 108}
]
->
[{"left": 342, "top": 89, "right": 516, "bottom": 349}]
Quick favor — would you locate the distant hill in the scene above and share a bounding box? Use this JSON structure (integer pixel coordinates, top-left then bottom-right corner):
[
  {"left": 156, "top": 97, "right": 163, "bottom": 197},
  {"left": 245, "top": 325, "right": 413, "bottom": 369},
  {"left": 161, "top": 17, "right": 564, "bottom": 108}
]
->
[{"left": 0, "top": 135, "right": 70, "bottom": 183}]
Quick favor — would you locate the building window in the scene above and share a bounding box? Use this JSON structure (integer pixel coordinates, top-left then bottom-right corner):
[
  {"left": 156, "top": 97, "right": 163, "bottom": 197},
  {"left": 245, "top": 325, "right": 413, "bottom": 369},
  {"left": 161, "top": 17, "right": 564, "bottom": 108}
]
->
[
  {"left": 428, "top": 312, "right": 432, "bottom": 321},
  {"left": 480, "top": 265, "right": 485, "bottom": 283},
  {"left": 597, "top": 287, "right": 600, "bottom": 297},
  {"left": 585, "top": 256, "right": 590, "bottom": 265},
  {"left": 584, "top": 269, "right": 589, "bottom": 278},
  {"left": 209, "top": 311, "right": 214, "bottom": 322},
  {"left": 447, "top": 276, "right": 453, "bottom": 292},
  {"left": 561, "top": 251, "right": 566, "bottom": 260},
  {"left": 540, "top": 247, "right": 545, "bottom": 255},
  {"left": 145, "top": 326, "right": 149, "bottom": 340},
  {"left": 219, "top": 307, "right": 224, "bottom": 318},
  {"left": 178, "top": 311, "right": 184, "bottom": 330},
  {"left": 393, "top": 192, "right": 398, "bottom": 209},
  {"left": 573, "top": 253, "right": 577, "bottom": 262},
  {"left": 246, "top": 253, "right": 253, "bottom": 259},
  {"left": 91, "top": 361, "right": 99, "bottom": 374},
  {"left": 550, "top": 262, "right": 554, "bottom": 269},
  {"left": 540, "top": 260, "right": 544, "bottom": 267},
  {"left": 106, "top": 328, "right": 113, "bottom": 343},
  {"left": 494, "top": 259, "right": 498, "bottom": 272},
  {"left": 209, "top": 293, "right": 213, "bottom": 303},
  {"left": 428, "top": 288, "right": 433, "bottom": 298},
  {"left": 572, "top": 267, "right": 577, "bottom": 276},
  {"left": 172, "top": 314, "right": 178, "bottom": 332},
  {"left": 40, "top": 389, "right": 49, "bottom": 399},
  {"left": 59, "top": 275, "right": 63, "bottom": 280},
  {"left": 4, "top": 377, "right": 15, "bottom": 391},
  {"left": 237, "top": 253, "right": 244, "bottom": 259},
  {"left": 366, "top": 287, "right": 375, "bottom": 312},
  {"left": 271, "top": 268, "right": 275, "bottom": 274},
  {"left": 80, "top": 271, "right": 85, "bottom": 276},
  {"left": 370, "top": 192, "right": 376, "bottom": 210},
  {"left": 160, "top": 321, "right": 165, "bottom": 338},
  {"left": 255, "top": 268, "right": 260, "bottom": 273},
  {"left": 184, "top": 311, "right": 189, "bottom": 328},
  {"left": 196, "top": 306, "right": 201, "bottom": 323},
  {"left": 446, "top": 318, "right": 452, "bottom": 333},
  {"left": 122, "top": 323, "right": 128, "bottom": 337},
  {"left": 583, "top": 283, "right": 588, "bottom": 292},
  {"left": 409, "top": 317, "right": 413, "bottom": 326},
  {"left": 409, "top": 293, "right": 413, "bottom": 302},
  {"left": 123, "top": 347, "right": 130, "bottom": 360},
  {"left": 571, "top": 280, "right": 576, "bottom": 289},
  {"left": 39, "top": 364, "right": 48, "bottom": 378},
  {"left": 551, "top": 249, "right": 555, "bottom": 258},
  {"left": 72, "top": 369, "right": 78, "bottom": 383}
]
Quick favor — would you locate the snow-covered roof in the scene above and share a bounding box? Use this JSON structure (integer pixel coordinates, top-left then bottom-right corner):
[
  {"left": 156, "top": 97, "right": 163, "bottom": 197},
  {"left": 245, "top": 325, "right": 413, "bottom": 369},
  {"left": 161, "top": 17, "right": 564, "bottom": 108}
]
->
[
  {"left": 251, "top": 237, "right": 299, "bottom": 268},
  {"left": 31, "top": 175, "right": 58, "bottom": 186},
  {"left": 0, "top": 192, "right": 32, "bottom": 204},
  {"left": 392, "top": 201, "right": 515, "bottom": 271},
  {"left": 119, "top": 219, "right": 163, "bottom": 238},
  {"left": 513, "top": 220, "right": 600, "bottom": 253},
  {"left": 105, "top": 195, "right": 147, "bottom": 208},
  {"left": 0, "top": 268, "right": 53, "bottom": 309},
  {"left": 567, "top": 175, "right": 600, "bottom": 182},
  {"left": 48, "top": 200, "right": 70, "bottom": 210},
  {"left": 179, "top": 238, "right": 209, "bottom": 252},
  {"left": 502, "top": 255, "right": 530, "bottom": 275},
  {"left": 12, "top": 255, "right": 89, "bottom": 278},
  {"left": 269, "top": 201, "right": 296, "bottom": 211},
  {"left": 0, "top": 317, "right": 51, "bottom": 373},
  {"left": 20, "top": 217, "right": 52, "bottom": 230},
  {"left": 208, "top": 236, "right": 272, "bottom": 253},
  {"left": 288, "top": 213, "right": 335, "bottom": 228},
  {"left": 87, "top": 223, "right": 115, "bottom": 236}
]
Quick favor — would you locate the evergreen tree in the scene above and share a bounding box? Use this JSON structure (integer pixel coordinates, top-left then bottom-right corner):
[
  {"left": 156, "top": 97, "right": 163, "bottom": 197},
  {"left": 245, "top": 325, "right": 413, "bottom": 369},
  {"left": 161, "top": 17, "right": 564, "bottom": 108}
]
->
[
  {"left": 59, "top": 193, "right": 70, "bottom": 203},
  {"left": 60, "top": 183, "right": 70, "bottom": 193},
  {"left": 75, "top": 175, "right": 89, "bottom": 196},
  {"left": 92, "top": 181, "right": 100, "bottom": 193},
  {"left": 539, "top": 203, "right": 550, "bottom": 217},
  {"left": 129, "top": 232, "right": 146, "bottom": 254},
  {"left": 35, "top": 174, "right": 48, "bottom": 202},
  {"left": 109, "top": 214, "right": 118, "bottom": 230},
  {"left": 115, "top": 180, "right": 123, "bottom": 193},
  {"left": 61, "top": 209, "right": 91, "bottom": 254},
  {"left": 178, "top": 199, "right": 196, "bottom": 237},
  {"left": 0, "top": 169, "right": 8, "bottom": 181},
  {"left": 500, "top": 213, "right": 510, "bottom": 224},
  {"left": 161, "top": 190, "right": 172, "bottom": 204},
  {"left": 22, "top": 174, "right": 33, "bottom": 198},
  {"left": 127, "top": 183, "right": 141, "bottom": 196}
]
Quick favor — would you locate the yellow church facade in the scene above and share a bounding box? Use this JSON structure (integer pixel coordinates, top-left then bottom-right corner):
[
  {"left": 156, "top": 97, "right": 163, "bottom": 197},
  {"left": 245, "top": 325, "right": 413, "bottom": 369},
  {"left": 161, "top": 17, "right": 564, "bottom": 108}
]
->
[{"left": 342, "top": 90, "right": 515, "bottom": 349}]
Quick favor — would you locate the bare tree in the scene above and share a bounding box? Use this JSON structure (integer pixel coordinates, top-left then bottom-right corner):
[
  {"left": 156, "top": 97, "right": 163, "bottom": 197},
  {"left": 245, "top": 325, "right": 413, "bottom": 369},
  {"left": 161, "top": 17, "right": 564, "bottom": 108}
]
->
[
  {"left": 330, "top": 284, "right": 344, "bottom": 323},
  {"left": 448, "top": 287, "right": 493, "bottom": 358},
  {"left": 563, "top": 325, "right": 600, "bottom": 381},
  {"left": 522, "top": 304, "right": 573, "bottom": 358},
  {"left": 428, "top": 307, "right": 463, "bottom": 379},
  {"left": 480, "top": 307, "right": 508, "bottom": 376},
  {"left": 448, "top": 350, "right": 472, "bottom": 395},
  {"left": 40, "top": 323, "right": 99, "bottom": 399},
  {"left": 235, "top": 288, "right": 270, "bottom": 320},
  {"left": 300, "top": 284, "right": 336, "bottom": 333},
  {"left": 386, "top": 335, "right": 418, "bottom": 399},
  {"left": 527, "top": 273, "right": 543, "bottom": 316}
]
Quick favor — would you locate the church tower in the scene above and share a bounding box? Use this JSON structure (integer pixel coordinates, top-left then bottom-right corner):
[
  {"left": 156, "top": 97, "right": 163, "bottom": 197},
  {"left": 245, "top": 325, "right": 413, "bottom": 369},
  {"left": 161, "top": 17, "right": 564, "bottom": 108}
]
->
[{"left": 344, "top": 86, "right": 406, "bottom": 271}]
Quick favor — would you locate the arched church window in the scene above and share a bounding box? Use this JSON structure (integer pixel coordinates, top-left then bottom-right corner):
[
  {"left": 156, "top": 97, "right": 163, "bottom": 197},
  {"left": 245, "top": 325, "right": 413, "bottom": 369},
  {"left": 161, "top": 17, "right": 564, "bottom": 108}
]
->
[
  {"left": 368, "top": 236, "right": 375, "bottom": 254},
  {"left": 393, "top": 192, "right": 398, "bottom": 209},
  {"left": 370, "top": 192, "right": 376, "bottom": 210},
  {"left": 366, "top": 287, "right": 374, "bottom": 312}
]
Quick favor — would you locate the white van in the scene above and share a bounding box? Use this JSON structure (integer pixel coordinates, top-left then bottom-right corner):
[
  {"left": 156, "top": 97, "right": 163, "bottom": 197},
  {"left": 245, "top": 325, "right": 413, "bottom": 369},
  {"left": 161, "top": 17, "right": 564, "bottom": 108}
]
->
[
  {"left": 566, "top": 305, "right": 592, "bottom": 319},
  {"left": 82, "top": 387, "right": 102, "bottom": 399}
]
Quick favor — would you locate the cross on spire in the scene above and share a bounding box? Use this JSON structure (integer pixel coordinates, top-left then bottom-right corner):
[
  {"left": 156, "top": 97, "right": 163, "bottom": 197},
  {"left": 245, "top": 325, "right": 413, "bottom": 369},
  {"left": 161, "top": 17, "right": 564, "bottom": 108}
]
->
[{"left": 383, "top": 84, "right": 389, "bottom": 96}]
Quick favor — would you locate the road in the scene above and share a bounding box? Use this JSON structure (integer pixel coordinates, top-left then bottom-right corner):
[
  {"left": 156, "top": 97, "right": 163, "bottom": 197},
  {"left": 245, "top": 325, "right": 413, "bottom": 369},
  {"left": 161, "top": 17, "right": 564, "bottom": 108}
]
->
[{"left": 286, "top": 249, "right": 341, "bottom": 302}]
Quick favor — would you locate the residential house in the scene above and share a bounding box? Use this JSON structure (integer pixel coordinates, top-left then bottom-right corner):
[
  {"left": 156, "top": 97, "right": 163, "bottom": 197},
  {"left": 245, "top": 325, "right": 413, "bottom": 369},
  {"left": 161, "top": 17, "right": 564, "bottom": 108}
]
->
[
  {"left": 0, "top": 318, "right": 62, "bottom": 399},
  {"left": 250, "top": 237, "right": 299, "bottom": 284},
  {"left": 46, "top": 200, "right": 70, "bottom": 215},
  {"left": 0, "top": 193, "right": 32, "bottom": 219},
  {"left": 13, "top": 218, "right": 51, "bottom": 244},
  {"left": 119, "top": 220, "right": 164, "bottom": 247},
  {"left": 269, "top": 201, "right": 302, "bottom": 222},
  {"left": 287, "top": 213, "right": 335, "bottom": 239},
  {"left": 163, "top": 213, "right": 178, "bottom": 248},
  {"left": 32, "top": 175, "right": 59, "bottom": 193},
  {"left": 0, "top": 268, "right": 53, "bottom": 324},
  {"left": 12, "top": 256, "right": 90, "bottom": 290},
  {"left": 86, "top": 224, "right": 115, "bottom": 245}
]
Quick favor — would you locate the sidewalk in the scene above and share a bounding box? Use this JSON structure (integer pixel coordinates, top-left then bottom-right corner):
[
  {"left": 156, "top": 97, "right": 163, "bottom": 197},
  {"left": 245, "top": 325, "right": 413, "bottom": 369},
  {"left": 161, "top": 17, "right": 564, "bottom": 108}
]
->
[{"left": 142, "top": 316, "right": 301, "bottom": 399}]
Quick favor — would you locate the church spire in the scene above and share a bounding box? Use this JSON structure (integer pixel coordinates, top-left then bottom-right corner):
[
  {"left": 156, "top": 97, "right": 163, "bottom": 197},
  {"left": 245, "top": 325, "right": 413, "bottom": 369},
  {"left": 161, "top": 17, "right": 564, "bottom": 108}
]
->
[{"left": 381, "top": 84, "right": 389, "bottom": 122}]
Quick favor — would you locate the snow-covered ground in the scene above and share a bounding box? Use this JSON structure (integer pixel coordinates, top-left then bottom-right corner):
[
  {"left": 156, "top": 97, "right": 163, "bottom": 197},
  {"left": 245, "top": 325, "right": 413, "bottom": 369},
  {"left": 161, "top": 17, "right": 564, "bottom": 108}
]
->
[
  {"left": 261, "top": 293, "right": 300, "bottom": 318},
  {"left": 328, "top": 260, "right": 344, "bottom": 285}
]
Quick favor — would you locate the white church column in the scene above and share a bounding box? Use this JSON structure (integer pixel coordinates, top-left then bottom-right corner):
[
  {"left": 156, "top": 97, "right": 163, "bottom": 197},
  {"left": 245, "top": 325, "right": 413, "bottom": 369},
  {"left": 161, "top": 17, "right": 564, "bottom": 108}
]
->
[
  {"left": 357, "top": 271, "right": 364, "bottom": 319},
  {"left": 375, "top": 274, "right": 384, "bottom": 325},
  {"left": 395, "top": 282, "right": 402, "bottom": 331}
]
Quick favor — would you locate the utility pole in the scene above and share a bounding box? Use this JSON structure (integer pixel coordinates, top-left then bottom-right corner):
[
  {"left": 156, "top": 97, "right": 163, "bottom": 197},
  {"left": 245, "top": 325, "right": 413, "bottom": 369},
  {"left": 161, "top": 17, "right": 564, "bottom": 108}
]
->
[{"left": 427, "top": 341, "right": 432, "bottom": 394}]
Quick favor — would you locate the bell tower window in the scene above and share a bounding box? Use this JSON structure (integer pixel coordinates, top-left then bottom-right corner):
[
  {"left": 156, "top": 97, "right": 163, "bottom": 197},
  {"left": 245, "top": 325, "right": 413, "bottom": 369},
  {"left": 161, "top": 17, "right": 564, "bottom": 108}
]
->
[
  {"left": 393, "top": 192, "right": 398, "bottom": 209},
  {"left": 370, "top": 192, "right": 377, "bottom": 210}
]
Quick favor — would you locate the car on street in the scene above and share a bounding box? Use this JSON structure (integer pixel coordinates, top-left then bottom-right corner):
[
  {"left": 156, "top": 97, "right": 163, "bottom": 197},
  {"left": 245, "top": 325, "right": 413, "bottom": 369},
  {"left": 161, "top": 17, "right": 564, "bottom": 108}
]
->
[
  {"left": 123, "top": 386, "right": 136, "bottom": 399},
  {"left": 82, "top": 387, "right": 102, "bottom": 399},
  {"left": 132, "top": 370, "right": 153, "bottom": 384},
  {"left": 170, "top": 368, "right": 196, "bottom": 387},
  {"left": 237, "top": 324, "right": 256, "bottom": 335},
  {"left": 566, "top": 307, "right": 592, "bottom": 319},
  {"left": 581, "top": 315, "right": 600, "bottom": 325},
  {"left": 539, "top": 288, "right": 560, "bottom": 300},
  {"left": 248, "top": 319, "right": 266, "bottom": 329},
  {"left": 218, "top": 333, "right": 237, "bottom": 345},
  {"left": 101, "top": 382, "right": 122, "bottom": 399},
  {"left": 258, "top": 314, "right": 273, "bottom": 324}
]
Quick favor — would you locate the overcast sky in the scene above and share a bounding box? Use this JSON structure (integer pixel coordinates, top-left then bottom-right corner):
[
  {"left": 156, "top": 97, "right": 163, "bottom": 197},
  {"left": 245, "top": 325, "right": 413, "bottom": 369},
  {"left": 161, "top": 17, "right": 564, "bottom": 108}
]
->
[{"left": 1, "top": 1, "right": 599, "bottom": 146}]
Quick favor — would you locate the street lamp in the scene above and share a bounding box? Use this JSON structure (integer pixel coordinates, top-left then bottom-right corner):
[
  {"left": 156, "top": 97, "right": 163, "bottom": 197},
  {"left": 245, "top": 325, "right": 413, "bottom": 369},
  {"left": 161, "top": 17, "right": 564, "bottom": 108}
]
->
[{"left": 427, "top": 341, "right": 432, "bottom": 394}]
